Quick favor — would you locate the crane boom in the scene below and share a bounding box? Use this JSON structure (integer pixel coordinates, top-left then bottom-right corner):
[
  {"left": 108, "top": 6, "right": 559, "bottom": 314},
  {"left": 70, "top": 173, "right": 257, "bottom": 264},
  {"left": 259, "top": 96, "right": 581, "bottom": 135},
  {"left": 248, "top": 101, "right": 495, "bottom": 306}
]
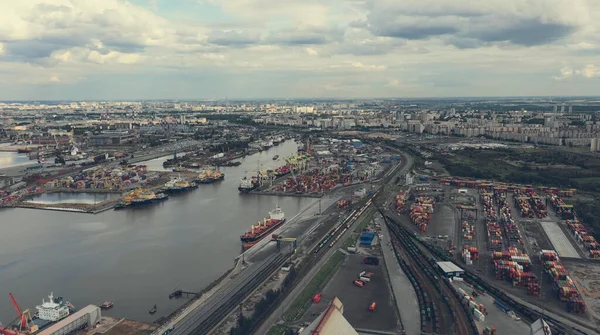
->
[{"left": 8, "top": 294, "right": 25, "bottom": 329}]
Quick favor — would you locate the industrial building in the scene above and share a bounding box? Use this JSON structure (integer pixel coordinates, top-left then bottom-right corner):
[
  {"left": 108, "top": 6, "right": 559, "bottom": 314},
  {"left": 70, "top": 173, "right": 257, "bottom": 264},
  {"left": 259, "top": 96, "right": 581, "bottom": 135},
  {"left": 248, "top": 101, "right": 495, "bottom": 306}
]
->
[
  {"left": 38, "top": 305, "right": 101, "bottom": 335},
  {"left": 300, "top": 297, "right": 358, "bottom": 335},
  {"left": 436, "top": 261, "right": 465, "bottom": 279}
]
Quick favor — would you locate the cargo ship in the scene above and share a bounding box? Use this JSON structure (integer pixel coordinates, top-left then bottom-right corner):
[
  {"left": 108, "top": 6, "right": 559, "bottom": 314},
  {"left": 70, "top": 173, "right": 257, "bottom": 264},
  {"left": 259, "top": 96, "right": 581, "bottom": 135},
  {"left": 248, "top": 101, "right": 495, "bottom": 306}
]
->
[
  {"left": 12, "top": 292, "right": 76, "bottom": 332},
  {"left": 197, "top": 169, "right": 224, "bottom": 184},
  {"left": 240, "top": 206, "right": 286, "bottom": 248},
  {"left": 274, "top": 164, "right": 291, "bottom": 177},
  {"left": 238, "top": 176, "right": 260, "bottom": 193},
  {"left": 115, "top": 189, "right": 169, "bottom": 209},
  {"left": 162, "top": 176, "right": 198, "bottom": 194}
]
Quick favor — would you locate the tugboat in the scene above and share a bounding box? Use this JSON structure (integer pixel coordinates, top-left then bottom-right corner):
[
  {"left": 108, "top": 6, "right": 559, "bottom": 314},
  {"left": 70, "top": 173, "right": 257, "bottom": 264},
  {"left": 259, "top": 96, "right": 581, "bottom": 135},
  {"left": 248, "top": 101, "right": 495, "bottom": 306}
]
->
[
  {"left": 240, "top": 206, "right": 286, "bottom": 249},
  {"left": 238, "top": 176, "right": 259, "bottom": 193},
  {"left": 149, "top": 305, "right": 157, "bottom": 315},
  {"left": 197, "top": 169, "right": 225, "bottom": 184},
  {"left": 100, "top": 301, "right": 114, "bottom": 309},
  {"left": 162, "top": 175, "right": 198, "bottom": 194}
]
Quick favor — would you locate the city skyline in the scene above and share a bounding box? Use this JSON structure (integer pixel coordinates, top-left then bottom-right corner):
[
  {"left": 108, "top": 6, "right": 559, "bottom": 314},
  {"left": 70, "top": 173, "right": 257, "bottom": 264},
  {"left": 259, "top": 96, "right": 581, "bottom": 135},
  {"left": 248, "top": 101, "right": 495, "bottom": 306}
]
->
[{"left": 1, "top": 0, "right": 600, "bottom": 100}]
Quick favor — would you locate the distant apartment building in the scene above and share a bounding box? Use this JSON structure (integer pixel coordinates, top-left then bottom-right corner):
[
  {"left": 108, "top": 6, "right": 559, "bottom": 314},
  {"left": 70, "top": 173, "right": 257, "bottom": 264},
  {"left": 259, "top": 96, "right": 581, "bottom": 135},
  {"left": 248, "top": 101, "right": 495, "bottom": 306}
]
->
[{"left": 89, "top": 130, "right": 137, "bottom": 146}]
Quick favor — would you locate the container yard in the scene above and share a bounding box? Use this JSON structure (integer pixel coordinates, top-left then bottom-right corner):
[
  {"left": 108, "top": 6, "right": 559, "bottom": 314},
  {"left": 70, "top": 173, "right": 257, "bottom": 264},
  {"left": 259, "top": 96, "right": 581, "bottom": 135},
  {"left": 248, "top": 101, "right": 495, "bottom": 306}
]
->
[
  {"left": 540, "top": 250, "right": 586, "bottom": 313},
  {"left": 42, "top": 165, "right": 161, "bottom": 192},
  {"left": 410, "top": 197, "right": 434, "bottom": 232}
]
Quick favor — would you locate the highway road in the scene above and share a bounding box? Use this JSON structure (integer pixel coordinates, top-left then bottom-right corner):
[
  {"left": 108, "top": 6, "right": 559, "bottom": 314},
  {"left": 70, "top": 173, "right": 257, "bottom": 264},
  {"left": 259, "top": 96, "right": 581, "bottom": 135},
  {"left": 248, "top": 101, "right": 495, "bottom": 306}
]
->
[{"left": 168, "top": 252, "right": 290, "bottom": 335}]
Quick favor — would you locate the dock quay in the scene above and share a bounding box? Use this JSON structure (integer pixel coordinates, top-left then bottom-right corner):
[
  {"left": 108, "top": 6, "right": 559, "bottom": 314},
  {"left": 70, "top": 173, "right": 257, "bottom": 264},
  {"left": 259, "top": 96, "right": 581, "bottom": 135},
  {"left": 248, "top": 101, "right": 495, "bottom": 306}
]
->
[
  {"left": 14, "top": 198, "right": 122, "bottom": 214},
  {"left": 249, "top": 190, "right": 323, "bottom": 198}
]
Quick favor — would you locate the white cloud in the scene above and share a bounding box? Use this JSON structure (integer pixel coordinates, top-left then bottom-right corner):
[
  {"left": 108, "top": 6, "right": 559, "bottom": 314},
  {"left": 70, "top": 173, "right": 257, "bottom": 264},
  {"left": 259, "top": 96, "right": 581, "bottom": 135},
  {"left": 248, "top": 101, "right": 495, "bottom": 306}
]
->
[
  {"left": 304, "top": 47, "right": 318, "bottom": 56},
  {"left": 554, "top": 67, "right": 574, "bottom": 80},
  {"left": 576, "top": 64, "right": 600, "bottom": 78},
  {"left": 1, "top": 0, "right": 600, "bottom": 98}
]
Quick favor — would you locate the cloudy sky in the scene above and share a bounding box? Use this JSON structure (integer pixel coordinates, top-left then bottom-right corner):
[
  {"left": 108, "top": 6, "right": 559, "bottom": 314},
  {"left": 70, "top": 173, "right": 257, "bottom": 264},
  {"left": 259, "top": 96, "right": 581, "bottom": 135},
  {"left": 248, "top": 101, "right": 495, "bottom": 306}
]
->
[{"left": 1, "top": 0, "right": 600, "bottom": 100}]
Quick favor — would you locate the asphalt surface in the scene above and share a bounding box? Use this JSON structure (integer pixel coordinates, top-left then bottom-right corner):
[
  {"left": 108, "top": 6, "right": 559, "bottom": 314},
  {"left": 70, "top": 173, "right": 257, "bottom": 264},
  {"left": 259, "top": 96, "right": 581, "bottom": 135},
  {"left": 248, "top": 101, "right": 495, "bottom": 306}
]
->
[{"left": 303, "top": 253, "right": 401, "bottom": 332}]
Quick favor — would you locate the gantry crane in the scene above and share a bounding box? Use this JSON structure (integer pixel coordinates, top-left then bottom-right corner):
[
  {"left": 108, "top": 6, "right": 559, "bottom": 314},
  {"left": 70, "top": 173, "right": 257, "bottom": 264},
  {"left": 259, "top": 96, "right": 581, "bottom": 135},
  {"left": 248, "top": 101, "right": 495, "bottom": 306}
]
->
[{"left": 9, "top": 294, "right": 38, "bottom": 334}]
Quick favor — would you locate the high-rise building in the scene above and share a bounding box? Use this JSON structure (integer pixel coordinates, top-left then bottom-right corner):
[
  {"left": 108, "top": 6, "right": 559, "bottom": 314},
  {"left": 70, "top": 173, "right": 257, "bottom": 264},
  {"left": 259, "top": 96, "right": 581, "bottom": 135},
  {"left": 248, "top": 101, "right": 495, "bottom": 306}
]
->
[
  {"left": 560, "top": 105, "right": 565, "bottom": 113},
  {"left": 569, "top": 105, "right": 573, "bottom": 113},
  {"left": 553, "top": 106, "right": 557, "bottom": 113}
]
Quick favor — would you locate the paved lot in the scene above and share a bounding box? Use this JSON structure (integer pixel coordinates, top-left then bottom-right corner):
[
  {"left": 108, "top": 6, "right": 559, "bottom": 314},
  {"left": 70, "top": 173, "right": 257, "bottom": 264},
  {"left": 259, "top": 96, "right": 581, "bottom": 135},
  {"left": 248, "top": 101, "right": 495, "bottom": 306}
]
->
[
  {"left": 451, "top": 281, "right": 530, "bottom": 335},
  {"left": 429, "top": 203, "right": 457, "bottom": 239},
  {"left": 540, "top": 221, "right": 581, "bottom": 258},
  {"left": 300, "top": 254, "right": 401, "bottom": 333}
]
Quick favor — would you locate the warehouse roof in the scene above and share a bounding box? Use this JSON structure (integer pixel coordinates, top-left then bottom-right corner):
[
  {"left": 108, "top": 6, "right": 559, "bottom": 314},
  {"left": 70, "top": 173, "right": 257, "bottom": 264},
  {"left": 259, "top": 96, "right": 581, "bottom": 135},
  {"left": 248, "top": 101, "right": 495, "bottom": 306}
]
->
[
  {"left": 39, "top": 305, "right": 100, "bottom": 335},
  {"left": 530, "top": 318, "right": 552, "bottom": 335},
  {"left": 437, "top": 261, "right": 464, "bottom": 274},
  {"left": 300, "top": 297, "right": 358, "bottom": 335}
]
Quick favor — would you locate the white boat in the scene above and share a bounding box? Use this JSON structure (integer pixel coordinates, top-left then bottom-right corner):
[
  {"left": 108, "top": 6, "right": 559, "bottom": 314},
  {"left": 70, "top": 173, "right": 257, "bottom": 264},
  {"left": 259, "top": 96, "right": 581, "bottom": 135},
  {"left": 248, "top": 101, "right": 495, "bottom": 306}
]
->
[{"left": 35, "top": 293, "right": 71, "bottom": 322}]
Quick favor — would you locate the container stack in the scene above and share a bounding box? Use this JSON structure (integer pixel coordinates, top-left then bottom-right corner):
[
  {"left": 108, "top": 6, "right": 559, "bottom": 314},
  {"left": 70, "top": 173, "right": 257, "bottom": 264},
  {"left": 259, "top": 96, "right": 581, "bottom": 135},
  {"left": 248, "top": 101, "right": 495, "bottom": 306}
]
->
[
  {"left": 528, "top": 192, "right": 548, "bottom": 218},
  {"left": 514, "top": 194, "right": 534, "bottom": 218},
  {"left": 410, "top": 197, "right": 434, "bottom": 232},
  {"left": 541, "top": 249, "right": 586, "bottom": 313},
  {"left": 482, "top": 192, "right": 503, "bottom": 251},
  {"left": 462, "top": 246, "right": 478, "bottom": 265},
  {"left": 549, "top": 195, "right": 575, "bottom": 219},
  {"left": 462, "top": 220, "right": 476, "bottom": 244},
  {"left": 395, "top": 191, "right": 408, "bottom": 213},
  {"left": 493, "top": 248, "right": 537, "bottom": 293},
  {"left": 566, "top": 220, "right": 600, "bottom": 254}
]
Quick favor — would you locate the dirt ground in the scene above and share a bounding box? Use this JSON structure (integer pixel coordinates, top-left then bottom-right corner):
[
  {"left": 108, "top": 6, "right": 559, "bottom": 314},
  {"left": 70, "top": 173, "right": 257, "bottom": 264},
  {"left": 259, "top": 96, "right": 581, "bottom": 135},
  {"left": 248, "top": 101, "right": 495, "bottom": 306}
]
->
[{"left": 565, "top": 261, "right": 600, "bottom": 325}]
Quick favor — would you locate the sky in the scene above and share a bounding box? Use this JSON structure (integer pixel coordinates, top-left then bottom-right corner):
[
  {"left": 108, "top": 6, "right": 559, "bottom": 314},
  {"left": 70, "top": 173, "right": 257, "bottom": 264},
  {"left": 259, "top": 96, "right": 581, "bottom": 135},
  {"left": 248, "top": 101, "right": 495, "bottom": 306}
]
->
[{"left": 1, "top": 0, "right": 600, "bottom": 100}]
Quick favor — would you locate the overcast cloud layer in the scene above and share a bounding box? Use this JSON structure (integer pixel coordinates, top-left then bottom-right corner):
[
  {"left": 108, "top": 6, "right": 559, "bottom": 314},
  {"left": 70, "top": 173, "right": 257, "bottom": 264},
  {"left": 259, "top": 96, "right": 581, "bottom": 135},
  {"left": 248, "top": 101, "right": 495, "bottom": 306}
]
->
[{"left": 1, "top": 0, "right": 600, "bottom": 100}]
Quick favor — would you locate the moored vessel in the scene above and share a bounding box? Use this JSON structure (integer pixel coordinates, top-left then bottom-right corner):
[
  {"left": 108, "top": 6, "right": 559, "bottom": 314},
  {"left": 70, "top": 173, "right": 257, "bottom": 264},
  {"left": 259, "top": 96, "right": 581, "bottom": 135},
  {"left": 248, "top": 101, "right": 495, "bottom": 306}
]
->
[
  {"left": 240, "top": 206, "right": 286, "bottom": 249},
  {"left": 238, "top": 176, "right": 259, "bottom": 193},
  {"left": 197, "top": 168, "right": 225, "bottom": 184},
  {"left": 273, "top": 155, "right": 279, "bottom": 161},
  {"left": 100, "top": 301, "right": 114, "bottom": 309},
  {"left": 114, "top": 189, "right": 169, "bottom": 209},
  {"left": 162, "top": 175, "right": 198, "bottom": 194}
]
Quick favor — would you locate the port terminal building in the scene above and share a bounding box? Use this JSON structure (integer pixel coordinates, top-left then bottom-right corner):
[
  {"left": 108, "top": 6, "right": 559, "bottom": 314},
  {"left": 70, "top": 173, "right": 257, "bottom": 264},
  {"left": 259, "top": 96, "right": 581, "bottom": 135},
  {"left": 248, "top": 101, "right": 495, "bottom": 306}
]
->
[
  {"left": 39, "top": 305, "right": 101, "bottom": 335},
  {"left": 436, "top": 261, "right": 465, "bottom": 279}
]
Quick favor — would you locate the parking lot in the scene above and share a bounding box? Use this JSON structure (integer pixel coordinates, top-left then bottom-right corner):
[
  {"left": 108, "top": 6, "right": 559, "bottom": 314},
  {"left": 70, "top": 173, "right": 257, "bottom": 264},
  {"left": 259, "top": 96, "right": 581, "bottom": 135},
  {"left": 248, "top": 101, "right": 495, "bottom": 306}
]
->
[{"left": 298, "top": 254, "right": 401, "bottom": 333}]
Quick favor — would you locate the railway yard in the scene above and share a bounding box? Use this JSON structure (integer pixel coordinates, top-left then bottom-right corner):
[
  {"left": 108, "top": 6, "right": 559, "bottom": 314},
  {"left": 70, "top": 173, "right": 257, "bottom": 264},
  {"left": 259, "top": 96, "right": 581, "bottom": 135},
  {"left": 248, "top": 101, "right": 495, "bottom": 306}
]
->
[{"left": 385, "top": 174, "right": 600, "bottom": 334}]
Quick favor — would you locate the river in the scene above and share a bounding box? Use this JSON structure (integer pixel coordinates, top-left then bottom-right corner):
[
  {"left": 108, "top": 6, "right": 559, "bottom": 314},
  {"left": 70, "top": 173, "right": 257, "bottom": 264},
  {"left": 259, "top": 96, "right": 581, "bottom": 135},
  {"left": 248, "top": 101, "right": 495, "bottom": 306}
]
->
[
  {"left": 0, "top": 151, "right": 36, "bottom": 169},
  {"left": 0, "top": 140, "right": 315, "bottom": 323}
]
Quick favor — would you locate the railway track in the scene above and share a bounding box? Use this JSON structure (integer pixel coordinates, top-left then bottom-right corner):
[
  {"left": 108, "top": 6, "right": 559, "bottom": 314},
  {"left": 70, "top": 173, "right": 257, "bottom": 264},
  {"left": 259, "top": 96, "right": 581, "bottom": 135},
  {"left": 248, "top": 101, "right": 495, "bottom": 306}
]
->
[
  {"left": 381, "top": 209, "right": 478, "bottom": 335},
  {"left": 382, "top": 208, "right": 593, "bottom": 335},
  {"left": 170, "top": 252, "right": 290, "bottom": 335}
]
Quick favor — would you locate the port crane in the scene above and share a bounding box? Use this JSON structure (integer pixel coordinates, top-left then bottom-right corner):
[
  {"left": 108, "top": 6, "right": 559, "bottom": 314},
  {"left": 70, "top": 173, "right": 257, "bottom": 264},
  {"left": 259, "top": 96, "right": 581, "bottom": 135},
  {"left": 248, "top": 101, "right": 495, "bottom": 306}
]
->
[{"left": 9, "top": 294, "right": 38, "bottom": 334}]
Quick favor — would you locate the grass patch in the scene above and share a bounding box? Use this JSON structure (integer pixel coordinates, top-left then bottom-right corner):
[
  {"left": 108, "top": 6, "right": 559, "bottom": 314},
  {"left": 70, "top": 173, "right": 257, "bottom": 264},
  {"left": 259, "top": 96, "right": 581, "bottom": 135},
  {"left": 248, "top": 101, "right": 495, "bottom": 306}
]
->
[
  {"left": 267, "top": 324, "right": 293, "bottom": 335},
  {"left": 283, "top": 251, "right": 346, "bottom": 322},
  {"left": 354, "top": 207, "right": 375, "bottom": 233},
  {"left": 341, "top": 236, "right": 356, "bottom": 250}
]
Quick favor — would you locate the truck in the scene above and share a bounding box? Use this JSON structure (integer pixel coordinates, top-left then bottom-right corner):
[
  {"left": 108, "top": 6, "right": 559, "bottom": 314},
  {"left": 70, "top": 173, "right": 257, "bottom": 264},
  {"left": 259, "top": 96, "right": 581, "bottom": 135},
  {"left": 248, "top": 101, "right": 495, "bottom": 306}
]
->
[
  {"left": 364, "top": 256, "right": 379, "bottom": 265},
  {"left": 359, "top": 276, "right": 371, "bottom": 283},
  {"left": 353, "top": 280, "right": 364, "bottom": 288}
]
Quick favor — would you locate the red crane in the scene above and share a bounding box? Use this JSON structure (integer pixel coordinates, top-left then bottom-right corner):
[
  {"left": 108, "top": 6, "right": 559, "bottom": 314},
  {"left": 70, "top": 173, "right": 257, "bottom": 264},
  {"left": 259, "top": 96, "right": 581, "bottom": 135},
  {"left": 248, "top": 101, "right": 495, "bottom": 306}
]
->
[
  {"left": 9, "top": 294, "right": 25, "bottom": 330},
  {"left": 8, "top": 294, "right": 36, "bottom": 333},
  {"left": 0, "top": 326, "right": 18, "bottom": 335}
]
